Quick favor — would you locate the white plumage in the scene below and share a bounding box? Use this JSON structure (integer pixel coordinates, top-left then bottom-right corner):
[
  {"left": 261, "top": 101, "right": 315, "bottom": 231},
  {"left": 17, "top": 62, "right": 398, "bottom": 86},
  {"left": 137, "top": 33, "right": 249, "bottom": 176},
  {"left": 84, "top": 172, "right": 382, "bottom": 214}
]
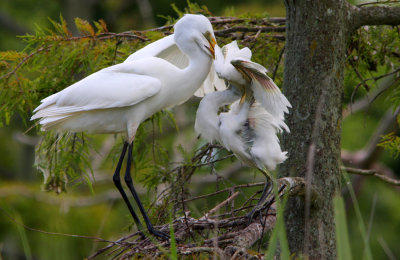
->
[
  {"left": 32, "top": 14, "right": 218, "bottom": 143},
  {"left": 195, "top": 40, "right": 291, "bottom": 174},
  {"left": 31, "top": 14, "right": 219, "bottom": 239},
  {"left": 195, "top": 40, "right": 291, "bottom": 221}
]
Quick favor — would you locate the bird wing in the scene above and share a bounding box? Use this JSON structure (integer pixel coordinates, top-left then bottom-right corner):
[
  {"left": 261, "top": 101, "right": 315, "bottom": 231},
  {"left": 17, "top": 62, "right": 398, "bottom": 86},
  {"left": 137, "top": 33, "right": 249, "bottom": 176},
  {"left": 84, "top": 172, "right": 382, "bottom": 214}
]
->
[
  {"left": 248, "top": 102, "right": 288, "bottom": 170},
  {"left": 231, "top": 59, "right": 291, "bottom": 121},
  {"left": 32, "top": 63, "right": 162, "bottom": 119},
  {"left": 124, "top": 35, "right": 188, "bottom": 69},
  {"left": 124, "top": 34, "right": 225, "bottom": 97}
]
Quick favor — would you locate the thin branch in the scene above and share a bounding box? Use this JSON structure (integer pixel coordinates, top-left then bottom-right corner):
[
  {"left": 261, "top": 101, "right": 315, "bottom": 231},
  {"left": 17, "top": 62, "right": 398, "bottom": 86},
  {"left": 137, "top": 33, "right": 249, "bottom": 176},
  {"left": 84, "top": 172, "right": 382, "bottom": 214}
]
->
[
  {"left": 304, "top": 89, "right": 326, "bottom": 256},
  {"left": 215, "top": 26, "right": 285, "bottom": 35},
  {"left": 350, "top": 67, "right": 400, "bottom": 105},
  {"left": 272, "top": 45, "right": 285, "bottom": 81},
  {"left": 0, "top": 46, "right": 50, "bottom": 80},
  {"left": 181, "top": 182, "right": 265, "bottom": 203},
  {"left": 342, "top": 166, "right": 400, "bottom": 186},
  {"left": 89, "top": 177, "right": 308, "bottom": 259},
  {"left": 200, "top": 191, "right": 239, "bottom": 220},
  {"left": 0, "top": 186, "right": 121, "bottom": 207},
  {"left": 0, "top": 206, "right": 125, "bottom": 245},
  {"left": 343, "top": 71, "right": 398, "bottom": 117},
  {"left": 342, "top": 106, "right": 399, "bottom": 168},
  {"left": 209, "top": 16, "right": 286, "bottom": 25}
]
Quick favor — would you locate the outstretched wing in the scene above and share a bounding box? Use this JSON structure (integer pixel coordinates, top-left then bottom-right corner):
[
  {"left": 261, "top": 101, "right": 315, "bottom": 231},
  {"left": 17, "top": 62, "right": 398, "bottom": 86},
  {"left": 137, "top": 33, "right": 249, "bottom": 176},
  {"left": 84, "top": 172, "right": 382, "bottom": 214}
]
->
[
  {"left": 124, "top": 34, "right": 225, "bottom": 97},
  {"left": 32, "top": 62, "right": 162, "bottom": 121},
  {"left": 231, "top": 59, "right": 291, "bottom": 121}
]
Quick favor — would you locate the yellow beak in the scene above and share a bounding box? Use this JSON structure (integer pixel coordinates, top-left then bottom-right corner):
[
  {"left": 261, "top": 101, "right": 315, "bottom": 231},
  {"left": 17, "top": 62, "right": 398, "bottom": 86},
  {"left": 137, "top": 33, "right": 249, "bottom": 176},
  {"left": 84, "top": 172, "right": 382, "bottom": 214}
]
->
[{"left": 208, "top": 37, "right": 216, "bottom": 59}]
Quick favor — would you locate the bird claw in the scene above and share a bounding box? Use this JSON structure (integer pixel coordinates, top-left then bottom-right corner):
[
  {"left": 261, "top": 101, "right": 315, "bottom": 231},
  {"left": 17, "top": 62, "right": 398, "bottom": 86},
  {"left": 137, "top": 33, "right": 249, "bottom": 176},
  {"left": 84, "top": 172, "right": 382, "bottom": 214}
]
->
[
  {"left": 148, "top": 228, "right": 170, "bottom": 241},
  {"left": 245, "top": 205, "right": 262, "bottom": 226},
  {"left": 245, "top": 195, "right": 275, "bottom": 226}
]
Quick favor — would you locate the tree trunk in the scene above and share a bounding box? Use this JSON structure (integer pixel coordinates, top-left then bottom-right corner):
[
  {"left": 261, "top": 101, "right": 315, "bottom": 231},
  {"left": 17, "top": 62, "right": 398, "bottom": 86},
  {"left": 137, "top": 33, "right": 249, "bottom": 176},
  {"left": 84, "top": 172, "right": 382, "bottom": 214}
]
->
[{"left": 280, "top": 0, "right": 350, "bottom": 258}]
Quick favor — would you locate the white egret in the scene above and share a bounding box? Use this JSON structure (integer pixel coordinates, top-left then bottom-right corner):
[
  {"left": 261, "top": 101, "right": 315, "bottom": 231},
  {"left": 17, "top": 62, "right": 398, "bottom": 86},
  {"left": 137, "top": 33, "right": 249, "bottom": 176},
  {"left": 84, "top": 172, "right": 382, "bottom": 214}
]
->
[
  {"left": 31, "top": 14, "right": 217, "bottom": 239},
  {"left": 124, "top": 33, "right": 225, "bottom": 97},
  {"left": 195, "top": 41, "right": 291, "bottom": 220}
]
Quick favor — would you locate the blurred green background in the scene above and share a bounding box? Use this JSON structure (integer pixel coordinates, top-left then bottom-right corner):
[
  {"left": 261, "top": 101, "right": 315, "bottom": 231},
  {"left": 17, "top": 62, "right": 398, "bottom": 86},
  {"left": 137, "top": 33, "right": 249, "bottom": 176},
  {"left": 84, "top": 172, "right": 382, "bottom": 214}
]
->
[{"left": 0, "top": 0, "right": 399, "bottom": 259}]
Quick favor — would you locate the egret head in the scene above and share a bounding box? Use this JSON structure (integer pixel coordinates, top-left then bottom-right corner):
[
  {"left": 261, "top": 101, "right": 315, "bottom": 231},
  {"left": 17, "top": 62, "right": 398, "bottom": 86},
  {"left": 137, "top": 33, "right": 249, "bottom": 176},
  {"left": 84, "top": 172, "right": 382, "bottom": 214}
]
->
[{"left": 174, "top": 14, "right": 216, "bottom": 59}]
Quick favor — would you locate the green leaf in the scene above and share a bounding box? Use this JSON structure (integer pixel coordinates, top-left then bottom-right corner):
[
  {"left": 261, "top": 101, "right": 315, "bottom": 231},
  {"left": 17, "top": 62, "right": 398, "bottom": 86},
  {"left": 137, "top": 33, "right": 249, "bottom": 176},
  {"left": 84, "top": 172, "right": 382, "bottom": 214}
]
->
[{"left": 334, "top": 195, "right": 353, "bottom": 260}]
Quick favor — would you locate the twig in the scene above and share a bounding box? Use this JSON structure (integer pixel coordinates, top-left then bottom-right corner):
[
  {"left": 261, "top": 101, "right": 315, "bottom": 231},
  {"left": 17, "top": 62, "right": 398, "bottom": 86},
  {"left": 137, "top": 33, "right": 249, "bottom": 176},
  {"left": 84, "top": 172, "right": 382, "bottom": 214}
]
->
[
  {"left": 304, "top": 89, "right": 326, "bottom": 256},
  {"left": 272, "top": 45, "right": 285, "bottom": 80},
  {"left": 209, "top": 16, "right": 286, "bottom": 25},
  {"left": 179, "top": 246, "right": 228, "bottom": 258},
  {"left": 0, "top": 46, "right": 50, "bottom": 80},
  {"left": 89, "top": 177, "right": 308, "bottom": 259},
  {"left": 348, "top": 57, "right": 371, "bottom": 105},
  {"left": 377, "top": 236, "right": 397, "bottom": 260},
  {"left": 350, "top": 67, "right": 400, "bottom": 106},
  {"left": 0, "top": 206, "right": 126, "bottom": 246},
  {"left": 341, "top": 166, "right": 400, "bottom": 186},
  {"left": 343, "top": 72, "right": 398, "bottom": 117},
  {"left": 181, "top": 182, "right": 265, "bottom": 203},
  {"left": 215, "top": 26, "right": 285, "bottom": 35},
  {"left": 200, "top": 191, "right": 239, "bottom": 220},
  {"left": 342, "top": 106, "right": 399, "bottom": 168}
]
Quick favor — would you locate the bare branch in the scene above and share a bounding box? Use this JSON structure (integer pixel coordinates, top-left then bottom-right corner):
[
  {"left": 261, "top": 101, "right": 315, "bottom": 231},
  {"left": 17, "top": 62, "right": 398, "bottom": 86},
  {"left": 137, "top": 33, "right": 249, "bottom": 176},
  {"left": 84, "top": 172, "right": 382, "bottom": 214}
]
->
[
  {"left": 0, "top": 207, "right": 123, "bottom": 245},
  {"left": 342, "top": 166, "right": 400, "bottom": 186},
  {"left": 342, "top": 106, "right": 399, "bottom": 168},
  {"left": 350, "top": 67, "right": 400, "bottom": 105},
  {"left": 215, "top": 26, "right": 285, "bottom": 35},
  {"left": 343, "top": 70, "right": 398, "bottom": 117},
  {"left": 357, "top": 1, "right": 400, "bottom": 7},
  {"left": 89, "top": 177, "right": 308, "bottom": 259},
  {"left": 200, "top": 191, "right": 239, "bottom": 220},
  {"left": 351, "top": 4, "right": 400, "bottom": 30}
]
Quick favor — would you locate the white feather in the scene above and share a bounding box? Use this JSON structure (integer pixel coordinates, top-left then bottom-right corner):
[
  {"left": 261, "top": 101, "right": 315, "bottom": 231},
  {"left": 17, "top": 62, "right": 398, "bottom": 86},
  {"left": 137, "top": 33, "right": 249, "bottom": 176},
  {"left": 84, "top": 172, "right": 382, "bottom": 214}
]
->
[
  {"left": 33, "top": 14, "right": 217, "bottom": 141},
  {"left": 125, "top": 33, "right": 225, "bottom": 98},
  {"left": 196, "top": 40, "right": 291, "bottom": 172}
]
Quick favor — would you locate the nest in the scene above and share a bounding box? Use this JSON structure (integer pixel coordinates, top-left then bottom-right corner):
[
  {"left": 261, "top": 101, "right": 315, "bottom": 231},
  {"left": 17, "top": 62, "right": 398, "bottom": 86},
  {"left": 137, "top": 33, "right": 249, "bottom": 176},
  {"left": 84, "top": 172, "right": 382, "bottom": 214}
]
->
[{"left": 88, "top": 177, "right": 305, "bottom": 259}]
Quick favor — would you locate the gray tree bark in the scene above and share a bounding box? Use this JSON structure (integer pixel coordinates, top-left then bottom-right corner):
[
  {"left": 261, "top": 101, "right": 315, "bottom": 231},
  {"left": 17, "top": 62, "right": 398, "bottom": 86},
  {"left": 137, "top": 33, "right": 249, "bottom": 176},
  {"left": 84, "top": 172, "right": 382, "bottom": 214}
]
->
[{"left": 280, "top": 0, "right": 400, "bottom": 259}]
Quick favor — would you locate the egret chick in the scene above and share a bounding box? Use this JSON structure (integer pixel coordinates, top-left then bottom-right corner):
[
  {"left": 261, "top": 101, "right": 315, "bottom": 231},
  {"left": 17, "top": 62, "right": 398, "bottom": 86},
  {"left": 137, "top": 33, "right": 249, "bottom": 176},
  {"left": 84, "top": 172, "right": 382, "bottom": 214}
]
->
[
  {"left": 195, "top": 41, "right": 290, "bottom": 221},
  {"left": 32, "top": 14, "right": 217, "bottom": 239}
]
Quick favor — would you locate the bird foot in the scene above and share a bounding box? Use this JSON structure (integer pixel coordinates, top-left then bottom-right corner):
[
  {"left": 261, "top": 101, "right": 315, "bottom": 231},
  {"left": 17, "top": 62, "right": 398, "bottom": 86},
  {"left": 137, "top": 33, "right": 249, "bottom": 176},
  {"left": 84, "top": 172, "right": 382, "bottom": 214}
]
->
[
  {"left": 245, "top": 196, "right": 275, "bottom": 226},
  {"left": 148, "top": 227, "right": 170, "bottom": 241},
  {"left": 245, "top": 206, "right": 261, "bottom": 226}
]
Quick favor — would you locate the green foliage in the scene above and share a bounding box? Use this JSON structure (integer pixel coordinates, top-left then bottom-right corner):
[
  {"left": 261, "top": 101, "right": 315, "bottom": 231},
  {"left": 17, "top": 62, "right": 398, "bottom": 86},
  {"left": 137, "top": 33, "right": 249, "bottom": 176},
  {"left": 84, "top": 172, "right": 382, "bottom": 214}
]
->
[
  {"left": 342, "top": 170, "right": 373, "bottom": 260},
  {"left": 0, "top": 16, "right": 181, "bottom": 192},
  {"left": 334, "top": 195, "right": 353, "bottom": 260},
  {"left": 0, "top": 16, "right": 143, "bottom": 128},
  {"left": 378, "top": 132, "right": 400, "bottom": 159},
  {"left": 265, "top": 187, "right": 289, "bottom": 260},
  {"left": 1, "top": 3, "right": 399, "bottom": 258},
  {"left": 34, "top": 132, "right": 93, "bottom": 193},
  {"left": 169, "top": 211, "right": 178, "bottom": 260},
  {"left": 345, "top": 25, "right": 400, "bottom": 160}
]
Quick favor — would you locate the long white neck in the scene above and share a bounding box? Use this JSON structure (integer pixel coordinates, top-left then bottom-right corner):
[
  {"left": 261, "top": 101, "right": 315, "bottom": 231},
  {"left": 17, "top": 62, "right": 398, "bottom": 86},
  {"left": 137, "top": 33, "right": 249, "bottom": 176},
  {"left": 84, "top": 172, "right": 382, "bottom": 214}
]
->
[
  {"left": 164, "top": 40, "right": 213, "bottom": 107},
  {"left": 195, "top": 89, "right": 240, "bottom": 142},
  {"left": 182, "top": 43, "right": 213, "bottom": 93}
]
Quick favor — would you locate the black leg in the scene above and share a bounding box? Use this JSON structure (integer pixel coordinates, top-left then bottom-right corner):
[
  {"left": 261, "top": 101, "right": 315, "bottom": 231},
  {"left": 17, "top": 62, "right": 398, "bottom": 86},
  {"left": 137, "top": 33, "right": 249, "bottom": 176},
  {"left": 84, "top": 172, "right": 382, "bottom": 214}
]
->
[
  {"left": 246, "top": 180, "right": 273, "bottom": 224},
  {"left": 112, "top": 142, "right": 143, "bottom": 229},
  {"left": 124, "top": 142, "right": 169, "bottom": 240},
  {"left": 246, "top": 180, "right": 287, "bottom": 225}
]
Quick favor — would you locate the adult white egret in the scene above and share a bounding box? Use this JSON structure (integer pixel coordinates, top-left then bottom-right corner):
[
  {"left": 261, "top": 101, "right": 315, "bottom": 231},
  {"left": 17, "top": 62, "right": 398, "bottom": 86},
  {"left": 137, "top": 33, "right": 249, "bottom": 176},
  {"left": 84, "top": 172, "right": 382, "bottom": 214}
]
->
[
  {"left": 31, "top": 14, "right": 217, "bottom": 239},
  {"left": 195, "top": 41, "right": 291, "bottom": 220}
]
